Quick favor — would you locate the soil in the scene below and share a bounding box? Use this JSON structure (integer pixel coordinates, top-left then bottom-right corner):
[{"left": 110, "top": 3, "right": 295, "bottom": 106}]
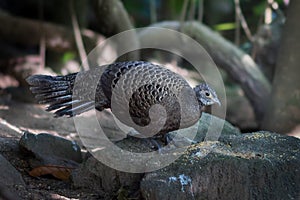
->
[{"left": 0, "top": 93, "right": 111, "bottom": 200}]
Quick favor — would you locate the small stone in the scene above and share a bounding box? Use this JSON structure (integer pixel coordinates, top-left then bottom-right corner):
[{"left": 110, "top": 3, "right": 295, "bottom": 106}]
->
[{"left": 19, "top": 131, "right": 82, "bottom": 167}]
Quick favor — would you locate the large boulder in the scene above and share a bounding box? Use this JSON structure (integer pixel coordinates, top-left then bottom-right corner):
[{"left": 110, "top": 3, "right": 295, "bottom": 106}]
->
[{"left": 140, "top": 132, "right": 300, "bottom": 199}]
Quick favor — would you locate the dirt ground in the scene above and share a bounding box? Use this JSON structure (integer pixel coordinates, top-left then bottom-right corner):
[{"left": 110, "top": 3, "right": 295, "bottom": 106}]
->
[{"left": 0, "top": 94, "right": 110, "bottom": 200}]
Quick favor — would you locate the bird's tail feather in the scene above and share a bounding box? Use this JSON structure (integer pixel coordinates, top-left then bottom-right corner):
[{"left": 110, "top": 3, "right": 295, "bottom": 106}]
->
[{"left": 26, "top": 74, "right": 94, "bottom": 117}]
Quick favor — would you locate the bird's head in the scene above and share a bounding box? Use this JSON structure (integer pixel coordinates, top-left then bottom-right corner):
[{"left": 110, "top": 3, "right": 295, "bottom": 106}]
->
[{"left": 193, "top": 83, "right": 221, "bottom": 107}]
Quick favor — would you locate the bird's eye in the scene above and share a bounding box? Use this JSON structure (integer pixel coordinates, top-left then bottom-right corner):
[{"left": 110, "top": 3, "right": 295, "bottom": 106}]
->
[{"left": 205, "top": 92, "right": 210, "bottom": 97}]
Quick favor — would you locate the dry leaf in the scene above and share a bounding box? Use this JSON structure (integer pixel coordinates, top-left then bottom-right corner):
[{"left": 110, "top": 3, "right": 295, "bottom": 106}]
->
[{"left": 29, "top": 165, "right": 75, "bottom": 180}]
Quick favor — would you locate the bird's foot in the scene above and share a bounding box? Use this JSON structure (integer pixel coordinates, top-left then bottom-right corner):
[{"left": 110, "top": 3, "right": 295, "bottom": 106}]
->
[
  {"left": 159, "top": 133, "right": 197, "bottom": 153},
  {"left": 140, "top": 137, "right": 163, "bottom": 152},
  {"left": 125, "top": 134, "right": 197, "bottom": 154}
]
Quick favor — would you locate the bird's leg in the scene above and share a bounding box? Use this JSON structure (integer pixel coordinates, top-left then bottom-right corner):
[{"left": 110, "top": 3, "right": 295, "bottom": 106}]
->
[
  {"left": 163, "top": 133, "right": 174, "bottom": 145},
  {"left": 163, "top": 132, "right": 198, "bottom": 149},
  {"left": 139, "top": 136, "right": 163, "bottom": 152},
  {"left": 149, "top": 138, "right": 162, "bottom": 153}
]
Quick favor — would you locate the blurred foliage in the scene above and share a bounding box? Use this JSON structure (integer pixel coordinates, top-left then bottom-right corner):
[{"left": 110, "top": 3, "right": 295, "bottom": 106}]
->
[
  {"left": 0, "top": 0, "right": 287, "bottom": 45},
  {"left": 0, "top": 0, "right": 287, "bottom": 73},
  {"left": 213, "top": 22, "right": 236, "bottom": 31},
  {"left": 121, "top": 0, "right": 287, "bottom": 42},
  {"left": 252, "top": 0, "right": 284, "bottom": 16},
  {"left": 0, "top": 0, "right": 87, "bottom": 26},
  {"left": 0, "top": 0, "right": 287, "bottom": 51},
  {"left": 62, "top": 52, "right": 76, "bottom": 64}
]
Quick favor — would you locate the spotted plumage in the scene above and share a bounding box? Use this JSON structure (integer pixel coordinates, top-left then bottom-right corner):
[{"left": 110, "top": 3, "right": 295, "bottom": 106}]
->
[{"left": 26, "top": 61, "right": 220, "bottom": 137}]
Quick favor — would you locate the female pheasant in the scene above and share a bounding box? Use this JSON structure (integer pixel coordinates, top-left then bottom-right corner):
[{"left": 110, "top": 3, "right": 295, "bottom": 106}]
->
[{"left": 26, "top": 61, "right": 220, "bottom": 138}]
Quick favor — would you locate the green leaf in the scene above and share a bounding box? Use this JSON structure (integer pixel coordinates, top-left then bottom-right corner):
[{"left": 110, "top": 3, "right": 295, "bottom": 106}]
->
[
  {"left": 62, "top": 52, "right": 76, "bottom": 63},
  {"left": 214, "top": 22, "right": 236, "bottom": 31}
]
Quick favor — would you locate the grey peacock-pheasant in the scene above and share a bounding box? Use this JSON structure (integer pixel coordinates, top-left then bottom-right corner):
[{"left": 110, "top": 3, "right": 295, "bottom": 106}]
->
[{"left": 26, "top": 61, "right": 220, "bottom": 139}]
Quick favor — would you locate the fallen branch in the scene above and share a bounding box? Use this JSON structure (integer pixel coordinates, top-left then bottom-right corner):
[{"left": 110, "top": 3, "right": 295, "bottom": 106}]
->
[{"left": 0, "top": 10, "right": 105, "bottom": 53}]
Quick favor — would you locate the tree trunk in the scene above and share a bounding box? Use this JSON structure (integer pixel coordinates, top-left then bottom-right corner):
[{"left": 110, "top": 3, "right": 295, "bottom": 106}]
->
[
  {"left": 262, "top": 0, "right": 300, "bottom": 133},
  {"left": 91, "top": 0, "right": 140, "bottom": 61}
]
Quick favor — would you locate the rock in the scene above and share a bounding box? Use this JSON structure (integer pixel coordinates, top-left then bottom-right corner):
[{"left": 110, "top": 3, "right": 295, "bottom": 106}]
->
[
  {"left": 225, "top": 85, "right": 258, "bottom": 130},
  {"left": 0, "top": 137, "right": 25, "bottom": 199},
  {"left": 0, "top": 137, "right": 19, "bottom": 152},
  {"left": 71, "top": 113, "right": 239, "bottom": 197},
  {"left": 0, "top": 184, "right": 22, "bottom": 200},
  {"left": 140, "top": 132, "right": 300, "bottom": 200},
  {"left": 0, "top": 154, "right": 25, "bottom": 186},
  {"left": 166, "top": 112, "right": 240, "bottom": 146},
  {"left": 195, "top": 112, "right": 240, "bottom": 141},
  {"left": 72, "top": 154, "right": 143, "bottom": 196},
  {"left": 19, "top": 131, "right": 82, "bottom": 167},
  {"left": 0, "top": 154, "right": 24, "bottom": 199}
]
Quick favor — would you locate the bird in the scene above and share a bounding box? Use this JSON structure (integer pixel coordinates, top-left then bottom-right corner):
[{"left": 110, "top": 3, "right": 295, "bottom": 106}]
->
[{"left": 26, "top": 61, "right": 220, "bottom": 142}]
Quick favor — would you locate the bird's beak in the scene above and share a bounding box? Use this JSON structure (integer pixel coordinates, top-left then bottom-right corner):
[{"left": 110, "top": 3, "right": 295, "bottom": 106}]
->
[{"left": 214, "top": 98, "right": 221, "bottom": 106}]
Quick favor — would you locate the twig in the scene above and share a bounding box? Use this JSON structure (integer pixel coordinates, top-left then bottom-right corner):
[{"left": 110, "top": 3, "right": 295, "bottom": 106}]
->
[
  {"left": 38, "top": 0, "right": 45, "bottom": 69},
  {"left": 234, "top": 0, "right": 254, "bottom": 42},
  {"left": 180, "top": 0, "right": 189, "bottom": 31},
  {"left": 234, "top": 0, "right": 241, "bottom": 45},
  {"left": 150, "top": 0, "right": 157, "bottom": 24},
  {"left": 188, "top": 0, "right": 196, "bottom": 20},
  {"left": 197, "top": 0, "right": 204, "bottom": 22},
  {"left": 69, "top": 0, "right": 89, "bottom": 70}
]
